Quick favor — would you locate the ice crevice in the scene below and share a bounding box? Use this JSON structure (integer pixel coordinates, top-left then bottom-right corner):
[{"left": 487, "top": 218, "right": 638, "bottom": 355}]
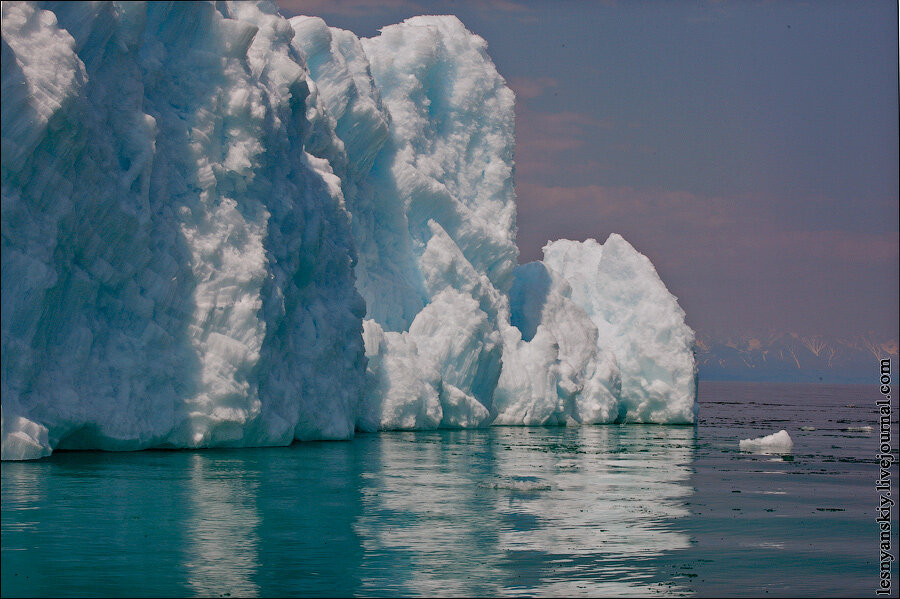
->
[{"left": 1, "top": 2, "right": 697, "bottom": 461}]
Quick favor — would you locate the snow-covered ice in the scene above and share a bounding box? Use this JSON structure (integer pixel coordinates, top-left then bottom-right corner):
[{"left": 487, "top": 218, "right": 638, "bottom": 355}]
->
[
  {"left": 739, "top": 430, "right": 794, "bottom": 453},
  {"left": 2, "top": 2, "right": 697, "bottom": 460}
]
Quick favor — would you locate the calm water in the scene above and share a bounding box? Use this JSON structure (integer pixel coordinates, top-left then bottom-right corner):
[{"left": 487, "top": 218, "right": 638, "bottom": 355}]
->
[{"left": 1, "top": 382, "right": 893, "bottom": 597}]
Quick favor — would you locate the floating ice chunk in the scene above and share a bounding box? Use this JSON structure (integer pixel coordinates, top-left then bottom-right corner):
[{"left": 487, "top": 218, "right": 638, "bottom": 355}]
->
[
  {"left": 477, "top": 478, "right": 552, "bottom": 492},
  {"left": 739, "top": 430, "right": 794, "bottom": 453}
]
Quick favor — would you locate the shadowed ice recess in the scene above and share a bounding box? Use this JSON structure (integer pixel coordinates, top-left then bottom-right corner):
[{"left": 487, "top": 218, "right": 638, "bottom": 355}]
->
[{"left": 1, "top": 1, "right": 696, "bottom": 461}]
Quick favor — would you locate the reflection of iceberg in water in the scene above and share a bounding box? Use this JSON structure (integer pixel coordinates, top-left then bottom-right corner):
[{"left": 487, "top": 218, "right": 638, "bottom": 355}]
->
[
  {"left": 353, "top": 431, "right": 506, "bottom": 596},
  {"left": 3, "top": 431, "right": 693, "bottom": 596},
  {"left": 2, "top": 453, "right": 201, "bottom": 596},
  {"left": 250, "top": 444, "right": 366, "bottom": 597},
  {"left": 490, "top": 426, "right": 695, "bottom": 596},
  {"left": 353, "top": 427, "right": 695, "bottom": 596},
  {"left": 184, "top": 454, "right": 261, "bottom": 598}
]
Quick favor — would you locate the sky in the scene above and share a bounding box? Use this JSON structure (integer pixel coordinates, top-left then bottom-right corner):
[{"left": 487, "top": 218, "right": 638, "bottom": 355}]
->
[{"left": 276, "top": 0, "right": 899, "bottom": 344}]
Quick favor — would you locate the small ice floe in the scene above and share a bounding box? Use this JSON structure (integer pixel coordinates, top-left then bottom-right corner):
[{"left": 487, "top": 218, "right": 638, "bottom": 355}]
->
[
  {"left": 843, "top": 426, "right": 873, "bottom": 433},
  {"left": 739, "top": 430, "right": 794, "bottom": 454},
  {"left": 800, "top": 426, "right": 816, "bottom": 431}
]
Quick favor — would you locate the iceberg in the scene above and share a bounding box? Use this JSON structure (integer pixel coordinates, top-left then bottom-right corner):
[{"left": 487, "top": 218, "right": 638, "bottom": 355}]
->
[
  {"left": 739, "top": 430, "right": 794, "bottom": 454},
  {"left": 1, "top": 1, "right": 697, "bottom": 460}
]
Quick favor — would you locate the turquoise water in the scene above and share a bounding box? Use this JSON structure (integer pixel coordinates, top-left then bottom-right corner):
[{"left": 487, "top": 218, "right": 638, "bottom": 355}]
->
[{"left": 1, "top": 382, "right": 891, "bottom": 597}]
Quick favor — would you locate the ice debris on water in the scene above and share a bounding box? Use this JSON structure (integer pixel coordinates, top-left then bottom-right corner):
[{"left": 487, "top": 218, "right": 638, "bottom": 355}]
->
[
  {"left": 843, "top": 426, "right": 872, "bottom": 433},
  {"left": 739, "top": 430, "right": 794, "bottom": 454},
  {"left": 1, "top": 3, "right": 697, "bottom": 460}
]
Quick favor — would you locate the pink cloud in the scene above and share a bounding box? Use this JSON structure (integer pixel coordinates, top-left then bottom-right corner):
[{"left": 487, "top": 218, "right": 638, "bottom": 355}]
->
[
  {"left": 476, "top": 0, "right": 533, "bottom": 13},
  {"left": 515, "top": 182, "right": 896, "bottom": 284},
  {"left": 277, "top": 0, "right": 418, "bottom": 17},
  {"left": 513, "top": 181, "right": 898, "bottom": 336},
  {"left": 507, "top": 76, "right": 559, "bottom": 100},
  {"left": 278, "top": 0, "right": 537, "bottom": 19},
  {"left": 765, "top": 230, "right": 899, "bottom": 262},
  {"left": 514, "top": 104, "right": 615, "bottom": 173}
]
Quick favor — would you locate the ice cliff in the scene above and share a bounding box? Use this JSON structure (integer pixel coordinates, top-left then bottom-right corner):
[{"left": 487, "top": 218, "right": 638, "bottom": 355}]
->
[{"left": 1, "top": 1, "right": 697, "bottom": 461}]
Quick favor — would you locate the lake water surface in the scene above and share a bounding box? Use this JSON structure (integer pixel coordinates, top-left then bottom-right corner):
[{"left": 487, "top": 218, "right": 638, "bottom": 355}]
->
[{"left": 1, "top": 381, "right": 892, "bottom": 597}]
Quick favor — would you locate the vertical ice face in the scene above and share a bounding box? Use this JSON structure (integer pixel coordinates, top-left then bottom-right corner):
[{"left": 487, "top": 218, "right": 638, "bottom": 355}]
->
[
  {"left": 290, "top": 16, "right": 423, "bottom": 334},
  {"left": 1, "top": 2, "right": 88, "bottom": 460},
  {"left": 1, "top": 1, "right": 365, "bottom": 460},
  {"left": 288, "top": 16, "right": 389, "bottom": 180},
  {"left": 302, "top": 15, "right": 518, "bottom": 430},
  {"left": 361, "top": 16, "right": 518, "bottom": 297},
  {"left": 543, "top": 235, "right": 698, "bottom": 423},
  {"left": 2, "top": 3, "right": 697, "bottom": 460},
  {"left": 223, "top": 2, "right": 367, "bottom": 442}
]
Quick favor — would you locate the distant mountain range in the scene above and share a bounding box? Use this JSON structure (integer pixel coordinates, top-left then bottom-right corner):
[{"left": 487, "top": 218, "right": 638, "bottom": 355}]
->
[{"left": 695, "top": 332, "right": 898, "bottom": 384}]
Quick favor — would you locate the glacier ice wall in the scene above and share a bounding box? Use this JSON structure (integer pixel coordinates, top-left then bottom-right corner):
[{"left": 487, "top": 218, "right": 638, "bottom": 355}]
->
[
  {"left": 2, "top": 1, "right": 697, "bottom": 460},
  {"left": 1, "top": 1, "right": 365, "bottom": 459}
]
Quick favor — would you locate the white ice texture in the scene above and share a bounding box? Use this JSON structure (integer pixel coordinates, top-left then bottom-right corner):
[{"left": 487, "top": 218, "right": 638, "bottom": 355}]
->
[
  {"left": 1, "top": 2, "right": 697, "bottom": 460},
  {"left": 739, "top": 430, "right": 794, "bottom": 454}
]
